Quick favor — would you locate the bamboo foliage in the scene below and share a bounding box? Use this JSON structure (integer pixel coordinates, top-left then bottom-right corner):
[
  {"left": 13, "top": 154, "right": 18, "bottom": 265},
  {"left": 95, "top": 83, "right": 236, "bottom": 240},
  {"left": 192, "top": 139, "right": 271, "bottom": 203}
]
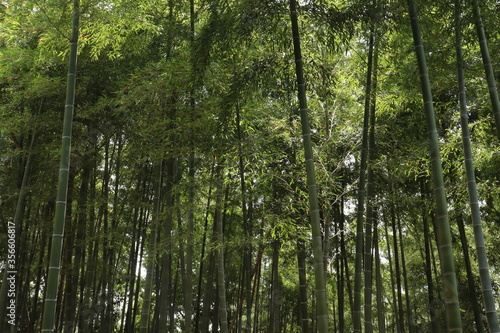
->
[
  {"left": 406, "top": 0, "right": 463, "bottom": 331},
  {"left": 2, "top": 0, "right": 500, "bottom": 332},
  {"left": 40, "top": 1, "right": 80, "bottom": 331}
]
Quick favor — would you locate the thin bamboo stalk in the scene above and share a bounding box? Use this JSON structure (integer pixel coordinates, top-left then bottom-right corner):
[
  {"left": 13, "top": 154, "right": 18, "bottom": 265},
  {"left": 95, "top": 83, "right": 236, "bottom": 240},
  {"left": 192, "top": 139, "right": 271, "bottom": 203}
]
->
[{"left": 470, "top": 0, "right": 500, "bottom": 140}]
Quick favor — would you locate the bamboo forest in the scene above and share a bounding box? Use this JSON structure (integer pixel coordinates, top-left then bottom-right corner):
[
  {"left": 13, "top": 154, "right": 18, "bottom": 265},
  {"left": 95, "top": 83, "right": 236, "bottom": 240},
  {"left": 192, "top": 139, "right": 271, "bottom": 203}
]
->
[{"left": 2, "top": 0, "right": 500, "bottom": 332}]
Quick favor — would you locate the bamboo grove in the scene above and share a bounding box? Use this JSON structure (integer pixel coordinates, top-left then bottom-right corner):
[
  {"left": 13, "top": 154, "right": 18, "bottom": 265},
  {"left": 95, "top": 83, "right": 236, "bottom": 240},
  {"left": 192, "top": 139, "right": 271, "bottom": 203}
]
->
[{"left": 1, "top": 0, "right": 500, "bottom": 332}]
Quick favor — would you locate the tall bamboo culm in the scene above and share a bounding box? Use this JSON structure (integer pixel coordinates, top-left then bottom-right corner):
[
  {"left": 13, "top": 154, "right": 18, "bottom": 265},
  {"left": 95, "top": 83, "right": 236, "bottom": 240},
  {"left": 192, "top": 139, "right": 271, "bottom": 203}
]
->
[
  {"left": 139, "top": 163, "right": 162, "bottom": 333},
  {"left": 353, "top": 6, "right": 376, "bottom": 331},
  {"left": 215, "top": 164, "right": 229, "bottom": 333},
  {"left": 363, "top": 6, "right": 378, "bottom": 331},
  {"left": 0, "top": 133, "right": 35, "bottom": 332},
  {"left": 406, "top": 0, "right": 463, "bottom": 331},
  {"left": 289, "top": 0, "right": 329, "bottom": 331},
  {"left": 41, "top": 0, "right": 80, "bottom": 331},
  {"left": 470, "top": 0, "right": 500, "bottom": 140},
  {"left": 455, "top": 1, "right": 500, "bottom": 331}
]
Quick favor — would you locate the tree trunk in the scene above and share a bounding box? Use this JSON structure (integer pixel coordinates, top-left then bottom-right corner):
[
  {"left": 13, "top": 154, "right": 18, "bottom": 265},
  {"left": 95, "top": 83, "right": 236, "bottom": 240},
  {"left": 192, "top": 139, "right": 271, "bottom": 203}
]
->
[
  {"left": 374, "top": 221, "right": 386, "bottom": 333},
  {"left": 99, "top": 137, "right": 112, "bottom": 332},
  {"left": 421, "top": 178, "right": 440, "bottom": 333},
  {"left": 158, "top": 158, "right": 176, "bottom": 331},
  {"left": 41, "top": 1, "right": 79, "bottom": 330},
  {"left": 364, "top": 15, "right": 378, "bottom": 330},
  {"left": 390, "top": 205, "right": 405, "bottom": 333},
  {"left": 124, "top": 203, "right": 140, "bottom": 333},
  {"left": 133, "top": 224, "right": 146, "bottom": 331},
  {"left": 297, "top": 236, "right": 309, "bottom": 333},
  {"left": 215, "top": 164, "right": 229, "bottom": 333},
  {"left": 407, "top": 0, "right": 463, "bottom": 330},
  {"left": 397, "top": 217, "right": 414, "bottom": 333},
  {"left": 333, "top": 202, "right": 344, "bottom": 333},
  {"left": 0, "top": 131, "right": 35, "bottom": 332},
  {"left": 253, "top": 221, "right": 265, "bottom": 333},
  {"left": 201, "top": 251, "right": 216, "bottom": 332},
  {"left": 169, "top": 262, "right": 179, "bottom": 333},
  {"left": 455, "top": 1, "right": 500, "bottom": 330},
  {"left": 270, "top": 239, "right": 281, "bottom": 333},
  {"left": 30, "top": 220, "right": 46, "bottom": 332},
  {"left": 470, "top": 0, "right": 500, "bottom": 140},
  {"left": 139, "top": 162, "right": 163, "bottom": 333},
  {"left": 289, "top": 1, "right": 329, "bottom": 331},
  {"left": 62, "top": 171, "right": 76, "bottom": 333},
  {"left": 456, "top": 215, "right": 485, "bottom": 333},
  {"left": 197, "top": 163, "right": 216, "bottom": 333},
  {"left": 340, "top": 191, "right": 354, "bottom": 315},
  {"left": 236, "top": 102, "right": 253, "bottom": 333}
]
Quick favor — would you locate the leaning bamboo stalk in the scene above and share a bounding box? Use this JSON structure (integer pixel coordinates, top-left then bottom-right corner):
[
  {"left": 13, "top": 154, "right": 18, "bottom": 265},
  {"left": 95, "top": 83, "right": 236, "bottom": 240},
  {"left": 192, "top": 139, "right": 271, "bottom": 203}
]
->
[
  {"left": 455, "top": 1, "right": 500, "bottom": 331},
  {"left": 41, "top": 1, "right": 80, "bottom": 331},
  {"left": 470, "top": 0, "right": 500, "bottom": 140},
  {"left": 407, "top": 0, "right": 463, "bottom": 330}
]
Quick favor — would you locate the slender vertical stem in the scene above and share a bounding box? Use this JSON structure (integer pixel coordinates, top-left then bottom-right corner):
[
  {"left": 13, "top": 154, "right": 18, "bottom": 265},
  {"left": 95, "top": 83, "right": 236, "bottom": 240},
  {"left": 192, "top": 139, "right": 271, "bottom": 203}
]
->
[
  {"left": 354, "top": 4, "right": 376, "bottom": 329},
  {"left": 289, "top": 1, "right": 329, "bottom": 331},
  {"left": 455, "top": 1, "right": 500, "bottom": 331},
  {"left": 139, "top": 163, "right": 162, "bottom": 333},
  {"left": 270, "top": 238, "right": 281, "bottom": 333},
  {"left": 41, "top": 1, "right": 79, "bottom": 331},
  {"left": 364, "top": 11, "right": 378, "bottom": 330},
  {"left": 195, "top": 162, "right": 215, "bottom": 332},
  {"left": 184, "top": 1, "right": 196, "bottom": 329},
  {"left": 398, "top": 217, "right": 414, "bottom": 333},
  {"left": 407, "top": 0, "right": 462, "bottom": 330},
  {"left": 236, "top": 102, "right": 253, "bottom": 333},
  {"left": 470, "top": 0, "right": 500, "bottom": 140},
  {"left": 391, "top": 205, "right": 405, "bottom": 333},
  {"left": 457, "top": 216, "right": 486, "bottom": 333},
  {"left": 158, "top": 158, "right": 175, "bottom": 332},
  {"left": 215, "top": 164, "right": 229, "bottom": 333},
  {"left": 297, "top": 236, "right": 309, "bottom": 333},
  {"left": 384, "top": 215, "right": 400, "bottom": 332},
  {"left": 374, "top": 219, "right": 386, "bottom": 333},
  {"left": 184, "top": 156, "right": 195, "bottom": 333},
  {"left": 0, "top": 132, "right": 35, "bottom": 332},
  {"left": 421, "top": 179, "right": 440, "bottom": 333},
  {"left": 334, "top": 202, "right": 344, "bottom": 333}
]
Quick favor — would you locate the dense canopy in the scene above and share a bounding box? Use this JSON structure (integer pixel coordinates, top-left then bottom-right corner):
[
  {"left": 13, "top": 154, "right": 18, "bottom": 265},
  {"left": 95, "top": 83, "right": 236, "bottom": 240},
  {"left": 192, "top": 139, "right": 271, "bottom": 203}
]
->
[{"left": 1, "top": 0, "right": 500, "bottom": 332}]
